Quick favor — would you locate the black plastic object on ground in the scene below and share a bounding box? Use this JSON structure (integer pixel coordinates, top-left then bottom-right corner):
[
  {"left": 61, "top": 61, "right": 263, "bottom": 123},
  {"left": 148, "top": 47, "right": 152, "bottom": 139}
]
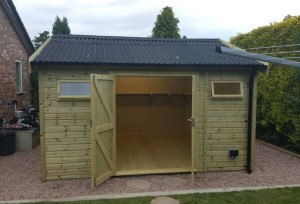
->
[{"left": 0, "top": 129, "right": 15, "bottom": 156}]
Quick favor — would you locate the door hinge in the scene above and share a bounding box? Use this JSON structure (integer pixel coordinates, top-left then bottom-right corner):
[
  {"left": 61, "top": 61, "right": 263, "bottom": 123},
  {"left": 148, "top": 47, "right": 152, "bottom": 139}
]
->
[{"left": 92, "top": 74, "right": 96, "bottom": 86}]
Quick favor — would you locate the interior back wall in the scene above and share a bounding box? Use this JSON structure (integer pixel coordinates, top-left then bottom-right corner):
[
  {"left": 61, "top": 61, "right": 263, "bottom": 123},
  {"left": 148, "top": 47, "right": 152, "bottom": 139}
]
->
[{"left": 116, "top": 95, "right": 189, "bottom": 133}]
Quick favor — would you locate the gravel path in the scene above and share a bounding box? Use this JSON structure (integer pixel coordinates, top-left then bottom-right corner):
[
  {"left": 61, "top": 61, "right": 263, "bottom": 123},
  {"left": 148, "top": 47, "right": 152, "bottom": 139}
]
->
[{"left": 0, "top": 142, "right": 299, "bottom": 201}]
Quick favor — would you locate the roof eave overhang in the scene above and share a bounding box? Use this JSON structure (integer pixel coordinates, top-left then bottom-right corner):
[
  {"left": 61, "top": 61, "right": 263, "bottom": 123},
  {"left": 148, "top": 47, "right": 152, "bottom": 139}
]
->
[{"left": 30, "top": 61, "right": 267, "bottom": 71}]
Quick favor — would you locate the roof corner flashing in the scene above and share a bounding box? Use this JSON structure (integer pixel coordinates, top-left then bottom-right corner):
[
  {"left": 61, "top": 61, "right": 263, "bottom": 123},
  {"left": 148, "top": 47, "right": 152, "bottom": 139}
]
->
[
  {"left": 221, "top": 46, "right": 300, "bottom": 69},
  {"left": 29, "top": 36, "right": 52, "bottom": 64},
  {"left": 219, "top": 39, "right": 243, "bottom": 50}
]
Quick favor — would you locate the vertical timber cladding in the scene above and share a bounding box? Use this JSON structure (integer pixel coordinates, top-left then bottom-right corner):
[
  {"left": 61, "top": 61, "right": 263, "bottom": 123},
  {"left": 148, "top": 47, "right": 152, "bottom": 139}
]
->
[
  {"left": 41, "top": 68, "right": 107, "bottom": 180},
  {"left": 203, "top": 71, "right": 250, "bottom": 172}
]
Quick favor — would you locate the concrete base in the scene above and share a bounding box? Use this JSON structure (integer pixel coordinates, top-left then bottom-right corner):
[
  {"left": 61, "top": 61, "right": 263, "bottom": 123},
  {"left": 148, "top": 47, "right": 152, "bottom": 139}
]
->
[{"left": 15, "top": 128, "right": 40, "bottom": 151}]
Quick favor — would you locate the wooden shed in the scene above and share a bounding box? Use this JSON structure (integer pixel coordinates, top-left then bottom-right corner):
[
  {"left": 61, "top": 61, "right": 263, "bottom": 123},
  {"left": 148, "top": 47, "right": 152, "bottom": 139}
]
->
[{"left": 30, "top": 35, "right": 266, "bottom": 187}]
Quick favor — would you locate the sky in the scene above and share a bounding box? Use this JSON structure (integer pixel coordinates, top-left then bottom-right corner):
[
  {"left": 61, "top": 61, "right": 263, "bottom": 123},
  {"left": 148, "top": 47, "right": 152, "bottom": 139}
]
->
[{"left": 14, "top": 0, "right": 300, "bottom": 41}]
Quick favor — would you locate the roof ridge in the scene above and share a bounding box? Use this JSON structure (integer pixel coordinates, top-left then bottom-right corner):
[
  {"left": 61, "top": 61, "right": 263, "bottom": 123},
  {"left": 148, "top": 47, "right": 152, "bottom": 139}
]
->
[{"left": 52, "top": 34, "right": 220, "bottom": 42}]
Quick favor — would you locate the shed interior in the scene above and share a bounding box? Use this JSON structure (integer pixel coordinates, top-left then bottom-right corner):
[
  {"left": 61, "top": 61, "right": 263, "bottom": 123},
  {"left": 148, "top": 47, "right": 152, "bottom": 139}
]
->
[{"left": 115, "top": 76, "right": 192, "bottom": 175}]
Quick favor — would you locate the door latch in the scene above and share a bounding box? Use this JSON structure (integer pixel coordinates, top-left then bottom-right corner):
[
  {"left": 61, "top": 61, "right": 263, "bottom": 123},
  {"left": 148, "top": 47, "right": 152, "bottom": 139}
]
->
[{"left": 188, "top": 117, "right": 198, "bottom": 127}]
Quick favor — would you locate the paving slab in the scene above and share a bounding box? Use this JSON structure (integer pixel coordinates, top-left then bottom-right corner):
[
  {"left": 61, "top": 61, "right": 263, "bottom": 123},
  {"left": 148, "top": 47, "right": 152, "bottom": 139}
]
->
[
  {"left": 151, "top": 196, "right": 179, "bottom": 204},
  {"left": 163, "top": 177, "right": 187, "bottom": 187},
  {"left": 125, "top": 178, "right": 151, "bottom": 189}
]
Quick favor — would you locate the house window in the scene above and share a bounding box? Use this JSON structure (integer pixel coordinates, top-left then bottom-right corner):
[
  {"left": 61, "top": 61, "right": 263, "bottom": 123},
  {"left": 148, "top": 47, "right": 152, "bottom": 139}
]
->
[
  {"left": 58, "top": 81, "right": 90, "bottom": 99},
  {"left": 16, "top": 60, "right": 23, "bottom": 93},
  {"left": 211, "top": 81, "right": 243, "bottom": 98}
]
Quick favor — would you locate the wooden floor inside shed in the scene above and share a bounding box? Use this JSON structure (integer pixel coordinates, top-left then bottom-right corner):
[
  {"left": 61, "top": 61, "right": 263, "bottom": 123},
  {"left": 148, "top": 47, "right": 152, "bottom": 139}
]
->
[{"left": 116, "top": 133, "right": 191, "bottom": 176}]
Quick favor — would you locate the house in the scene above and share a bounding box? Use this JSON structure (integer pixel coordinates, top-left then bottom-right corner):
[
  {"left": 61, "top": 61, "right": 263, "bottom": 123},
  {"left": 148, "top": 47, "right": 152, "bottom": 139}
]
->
[
  {"left": 0, "top": 0, "right": 35, "bottom": 120},
  {"left": 30, "top": 34, "right": 266, "bottom": 187}
]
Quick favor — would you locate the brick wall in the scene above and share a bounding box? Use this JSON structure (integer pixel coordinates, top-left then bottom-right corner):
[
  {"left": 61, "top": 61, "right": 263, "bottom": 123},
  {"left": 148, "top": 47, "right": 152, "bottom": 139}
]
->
[{"left": 0, "top": 5, "right": 31, "bottom": 121}]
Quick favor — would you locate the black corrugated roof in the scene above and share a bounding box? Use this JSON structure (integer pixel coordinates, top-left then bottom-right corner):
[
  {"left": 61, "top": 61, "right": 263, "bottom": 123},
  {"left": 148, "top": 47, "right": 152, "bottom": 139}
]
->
[{"left": 31, "top": 34, "right": 265, "bottom": 69}]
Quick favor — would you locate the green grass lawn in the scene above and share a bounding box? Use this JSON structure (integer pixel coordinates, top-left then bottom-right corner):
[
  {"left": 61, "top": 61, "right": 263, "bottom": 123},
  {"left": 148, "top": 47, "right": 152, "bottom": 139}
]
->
[{"left": 41, "top": 187, "right": 300, "bottom": 204}]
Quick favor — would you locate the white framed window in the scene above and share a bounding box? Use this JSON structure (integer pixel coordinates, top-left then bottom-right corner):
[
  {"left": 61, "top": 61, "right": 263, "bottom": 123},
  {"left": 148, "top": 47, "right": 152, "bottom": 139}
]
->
[
  {"left": 58, "top": 80, "right": 90, "bottom": 100},
  {"left": 16, "top": 60, "right": 23, "bottom": 93},
  {"left": 211, "top": 81, "right": 243, "bottom": 99}
]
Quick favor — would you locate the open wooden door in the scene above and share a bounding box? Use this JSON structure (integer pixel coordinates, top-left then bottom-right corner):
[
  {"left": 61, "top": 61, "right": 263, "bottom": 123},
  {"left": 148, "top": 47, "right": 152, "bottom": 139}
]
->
[{"left": 90, "top": 74, "right": 116, "bottom": 187}]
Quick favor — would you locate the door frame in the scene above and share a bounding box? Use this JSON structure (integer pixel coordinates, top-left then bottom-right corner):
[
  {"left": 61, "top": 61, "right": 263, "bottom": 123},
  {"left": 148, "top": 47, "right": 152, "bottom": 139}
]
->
[{"left": 110, "top": 71, "right": 198, "bottom": 176}]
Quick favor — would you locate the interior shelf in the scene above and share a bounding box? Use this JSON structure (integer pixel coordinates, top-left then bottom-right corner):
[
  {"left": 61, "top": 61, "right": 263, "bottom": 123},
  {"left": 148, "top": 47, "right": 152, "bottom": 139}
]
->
[{"left": 116, "top": 92, "right": 192, "bottom": 95}]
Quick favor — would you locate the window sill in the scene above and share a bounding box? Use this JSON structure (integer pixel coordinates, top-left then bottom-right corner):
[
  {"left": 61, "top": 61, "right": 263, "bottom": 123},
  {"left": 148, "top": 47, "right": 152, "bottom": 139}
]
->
[
  {"left": 210, "top": 96, "right": 243, "bottom": 100},
  {"left": 16, "top": 92, "right": 25, "bottom": 96},
  {"left": 58, "top": 96, "right": 90, "bottom": 101}
]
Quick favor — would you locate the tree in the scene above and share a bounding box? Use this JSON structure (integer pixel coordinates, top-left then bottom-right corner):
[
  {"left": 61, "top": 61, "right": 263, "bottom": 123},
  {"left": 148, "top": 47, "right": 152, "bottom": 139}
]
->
[
  {"left": 152, "top": 6, "right": 180, "bottom": 38},
  {"left": 283, "top": 14, "right": 292, "bottom": 21},
  {"left": 231, "top": 16, "right": 300, "bottom": 153},
  {"left": 32, "top": 31, "right": 50, "bottom": 49},
  {"left": 29, "top": 67, "right": 39, "bottom": 110},
  {"left": 30, "top": 17, "right": 71, "bottom": 110},
  {"left": 30, "top": 31, "right": 51, "bottom": 109},
  {"left": 52, "top": 16, "right": 71, "bottom": 34}
]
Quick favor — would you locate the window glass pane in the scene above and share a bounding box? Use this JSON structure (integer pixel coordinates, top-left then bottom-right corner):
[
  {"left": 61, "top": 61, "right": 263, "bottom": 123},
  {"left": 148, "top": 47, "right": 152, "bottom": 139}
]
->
[
  {"left": 213, "top": 82, "right": 241, "bottom": 95},
  {"left": 16, "top": 61, "right": 22, "bottom": 92},
  {"left": 60, "top": 82, "right": 90, "bottom": 96}
]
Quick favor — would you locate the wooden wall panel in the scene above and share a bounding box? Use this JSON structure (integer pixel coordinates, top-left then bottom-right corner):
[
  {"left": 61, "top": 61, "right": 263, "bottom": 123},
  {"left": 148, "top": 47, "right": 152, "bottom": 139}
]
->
[
  {"left": 203, "top": 72, "right": 249, "bottom": 172},
  {"left": 40, "top": 68, "right": 99, "bottom": 180},
  {"left": 38, "top": 69, "right": 46, "bottom": 181}
]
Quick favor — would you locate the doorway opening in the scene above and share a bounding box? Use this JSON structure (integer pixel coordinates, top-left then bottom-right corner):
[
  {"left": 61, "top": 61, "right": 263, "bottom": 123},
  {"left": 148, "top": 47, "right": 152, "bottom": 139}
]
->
[{"left": 115, "top": 76, "right": 192, "bottom": 175}]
